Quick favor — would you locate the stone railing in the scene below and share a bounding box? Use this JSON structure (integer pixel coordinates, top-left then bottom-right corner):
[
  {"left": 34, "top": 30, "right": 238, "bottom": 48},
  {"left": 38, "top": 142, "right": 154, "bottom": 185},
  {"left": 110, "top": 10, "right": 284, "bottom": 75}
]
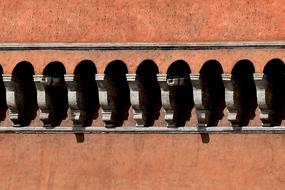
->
[{"left": 0, "top": 42, "right": 285, "bottom": 133}]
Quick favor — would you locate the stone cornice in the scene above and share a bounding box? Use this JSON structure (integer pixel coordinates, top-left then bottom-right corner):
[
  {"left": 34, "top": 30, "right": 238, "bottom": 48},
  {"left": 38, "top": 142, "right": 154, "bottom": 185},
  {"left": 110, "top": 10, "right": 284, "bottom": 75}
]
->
[{"left": 0, "top": 41, "right": 284, "bottom": 50}]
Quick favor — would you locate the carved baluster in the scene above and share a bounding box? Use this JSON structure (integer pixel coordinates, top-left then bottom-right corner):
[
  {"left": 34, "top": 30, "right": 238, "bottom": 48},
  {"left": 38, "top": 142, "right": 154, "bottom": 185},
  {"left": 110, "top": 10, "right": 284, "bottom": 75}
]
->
[
  {"left": 95, "top": 74, "right": 119, "bottom": 128},
  {"left": 254, "top": 73, "right": 273, "bottom": 126},
  {"left": 34, "top": 75, "right": 66, "bottom": 127},
  {"left": 157, "top": 74, "right": 175, "bottom": 127},
  {"left": 222, "top": 74, "right": 241, "bottom": 126},
  {"left": 190, "top": 74, "right": 210, "bottom": 127},
  {"left": 157, "top": 74, "right": 192, "bottom": 127},
  {"left": 34, "top": 75, "right": 52, "bottom": 126},
  {"left": 64, "top": 75, "right": 86, "bottom": 127},
  {"left": 3, "top": 75, "right": 21, "bottom": 126},
  {"left": 126, "top": 74, "right": 148, "bottom": 127},
  {"left": 0, "top": 76, "right": 7, "bottom": 122}
]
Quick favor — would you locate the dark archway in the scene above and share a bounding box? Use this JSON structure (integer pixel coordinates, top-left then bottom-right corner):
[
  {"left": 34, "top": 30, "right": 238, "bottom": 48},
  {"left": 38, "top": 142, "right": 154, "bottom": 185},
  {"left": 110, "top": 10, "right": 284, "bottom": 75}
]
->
[
  {"left": 12, "top": 61, "right": 37, "bottom": 126},
  {"left": 200, "top": 60, "right": 225, "bottom": 126},
  {"left": 104, "top": 60, "right": 130, "bottom": 126},
  {"left": 263, "top": 58, "right": 285, "bottom": 126},
  {"left": 136, "top": 59, "right": 161, "bottom": 126},
  {"left": 167, "top": 60, "right": 193, "bottom": 127},
  {"left": 232, "top": 59, "right": 257, "bottom": 126},
  {"left": 43, "top": 61, "right": 68, "bottom": 127},
  {"left": 74, "top": 60, "right": 99, "bottom": 126},
  {"left": 0, "top": 65, "right": 7, "bottom": 121}
]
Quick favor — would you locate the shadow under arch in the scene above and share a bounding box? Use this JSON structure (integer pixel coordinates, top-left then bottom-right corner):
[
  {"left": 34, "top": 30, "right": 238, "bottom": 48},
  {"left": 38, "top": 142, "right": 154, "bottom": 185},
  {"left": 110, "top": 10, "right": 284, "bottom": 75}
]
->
[
  {"left": 43, "top": 61, "right": 68, "bottom": 127},
  {"left": 136, "top": 59, "right": 161, "bottom": 126},
  {"left": 74, "top": 60, "right": 99, "bottom": 126},
  {"left": 231, "top": 59, "right": 257, "bottom": 126},
  {"left": 11, "top": 61, "right": 37, "bottom": 126},
  {"left": 200, "top": 60, "right": 225, "bottom": 126},
  {"left": 104, "top": 60, "right": 130, "bottom": 127},
  {"left": 167, "top": 60, "right": 193, "bottom": 127},
  {"left": 263, "top": 58, "right": 285, "bottom": 126},
  {"left": 0, "top": 65, "right": 7, "bottom": 121}
]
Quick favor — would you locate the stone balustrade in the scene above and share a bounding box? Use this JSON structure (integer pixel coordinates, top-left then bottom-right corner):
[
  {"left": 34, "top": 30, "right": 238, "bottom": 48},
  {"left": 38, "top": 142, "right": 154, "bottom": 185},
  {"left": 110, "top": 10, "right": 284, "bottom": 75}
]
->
[{"left": 0, "top": 42, "right": 284, "bottom": 131}]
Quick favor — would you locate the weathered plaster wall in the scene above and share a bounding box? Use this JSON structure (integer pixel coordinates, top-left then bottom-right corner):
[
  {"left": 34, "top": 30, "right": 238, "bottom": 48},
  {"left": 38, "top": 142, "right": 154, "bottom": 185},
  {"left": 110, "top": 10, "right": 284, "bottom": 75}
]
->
[
  {"left": 1, "top": 134, "right": 285, "bottom": 190},
  {"left": 1, "top": 49, "right": 284, "bottom": 74},
  {"left": 0, "top": 0, "right": 284, "bottom": 42}
]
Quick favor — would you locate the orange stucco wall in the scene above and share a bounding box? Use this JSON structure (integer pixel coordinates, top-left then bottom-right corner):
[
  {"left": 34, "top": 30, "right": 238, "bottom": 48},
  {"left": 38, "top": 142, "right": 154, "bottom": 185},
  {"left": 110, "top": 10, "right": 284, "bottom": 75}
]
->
[
  {"left": 1, "top": 49, "right": 285, "bottom": 74},
  {"left": 0, "top": 0, "right": 285, "bottom": 189},
  {"left": 1, "top": 134, "right": 285, "bottom": 190},
  {"left": 0, "top": 0, "right": 284, "bottom": 43}
]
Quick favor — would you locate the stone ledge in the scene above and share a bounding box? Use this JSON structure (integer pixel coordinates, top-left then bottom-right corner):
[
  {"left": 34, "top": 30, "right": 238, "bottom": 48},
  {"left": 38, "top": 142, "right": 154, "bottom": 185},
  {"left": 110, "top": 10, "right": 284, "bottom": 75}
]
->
[
  {"left": 1, "top": 126, "right": 285, "bottom": 134},
  {"left": 0, "top": 42, "right": 284, "bottom": 50}
]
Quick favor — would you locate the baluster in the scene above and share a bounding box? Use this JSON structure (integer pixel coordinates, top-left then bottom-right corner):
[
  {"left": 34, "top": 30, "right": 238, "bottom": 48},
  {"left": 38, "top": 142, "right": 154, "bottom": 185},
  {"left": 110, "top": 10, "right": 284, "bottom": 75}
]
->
[
  {"left": 96, "top": 74, "right": 120, "bottom": 127},
  {"left": 190, "top": 74, "right": 210, "bottom": 127},
  {"left": 157, "top": 74, "right": 191, "bottom": 127},
  {"left": 64, "top": 75, "right": 86, "bottom": 127},
  {"left": 126, "top": 74, "right": 149, "bottom": 127},
  {"left": 222, "top": 74, "right": 241, "bottom": 126},
  {"left": 3, "top": 75, "right": 21, "bottom": 126},
  {"left": 34, "top": 75, "right": 66, "bottom": 127},
  {"left": 254, "top": 73, "right": 273, "bottom": 126},
  {"left": 157, "top": 74, "right": 175, "bottom": 127}
]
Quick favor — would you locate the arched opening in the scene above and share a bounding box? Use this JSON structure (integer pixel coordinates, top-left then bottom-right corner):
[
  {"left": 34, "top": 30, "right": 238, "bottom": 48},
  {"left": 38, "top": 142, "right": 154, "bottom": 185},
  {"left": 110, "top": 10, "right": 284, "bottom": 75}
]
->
[
  {"left": 167, "top": 60, "right": 193, "bottom": 126},
  {"left": 74, "top": 60, "right": 99, "bottom": 126},
  {"left": 200, "top": 60, "right": 225, "bottom": 126},
  {"left": 232, "top": 59, "right": 257, "bottom": 126},
  {"left": 263, "top": 58, "right": 285, "bottom": 126},
  {"left": 43, "top": 61, "right": 68, "bottom": 127},
  {"left": 136, "top": 59, "right": 161, "bottom": 126},
  {"left": 12, "top": 61, "right": 37, "bottom": 126},
  {"left": 0, "top": 65, "right": 7, "bottom": 121},
  {"left": 104, "top": 60, "right": 130, "bottom": 126}
]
